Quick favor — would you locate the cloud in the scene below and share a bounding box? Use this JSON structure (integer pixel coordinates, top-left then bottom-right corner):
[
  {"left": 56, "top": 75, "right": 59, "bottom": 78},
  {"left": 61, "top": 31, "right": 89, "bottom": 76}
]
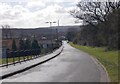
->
[
  {"left": 26, "top": 1, "right": 45, "bottom": 11},
  {"left": 0, "top": 0, "right": 80, "bottom": 28}
]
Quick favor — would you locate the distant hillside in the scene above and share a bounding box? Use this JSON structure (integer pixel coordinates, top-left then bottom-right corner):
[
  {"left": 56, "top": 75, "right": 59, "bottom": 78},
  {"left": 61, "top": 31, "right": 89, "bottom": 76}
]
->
[{"left": 2, "top": 25, "right": 82, "bottom": 39}]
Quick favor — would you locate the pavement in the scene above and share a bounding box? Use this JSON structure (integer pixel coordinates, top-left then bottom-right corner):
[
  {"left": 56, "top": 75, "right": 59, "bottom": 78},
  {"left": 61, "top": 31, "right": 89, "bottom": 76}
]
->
[
  {"left": 0, "top": 45, "right": 63, "bottom": 80},
  {"left": 1, "top": 41, "right": 109, "bottom": 82}
]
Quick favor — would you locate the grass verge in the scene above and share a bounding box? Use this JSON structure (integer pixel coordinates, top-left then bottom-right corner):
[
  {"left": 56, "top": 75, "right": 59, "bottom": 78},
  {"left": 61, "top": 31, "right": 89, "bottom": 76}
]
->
[
  {"left": 70, "top": 42, "right": 119, "bottom": 82},
  {"left": 0, "top": 56, "right": 32, "bottom": 65}
]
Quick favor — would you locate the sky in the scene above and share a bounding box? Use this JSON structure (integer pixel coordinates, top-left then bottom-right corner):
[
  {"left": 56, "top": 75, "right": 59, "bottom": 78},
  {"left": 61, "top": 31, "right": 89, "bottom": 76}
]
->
[{"left": 0, "top": 0, "right": 82, "bottom": 28}]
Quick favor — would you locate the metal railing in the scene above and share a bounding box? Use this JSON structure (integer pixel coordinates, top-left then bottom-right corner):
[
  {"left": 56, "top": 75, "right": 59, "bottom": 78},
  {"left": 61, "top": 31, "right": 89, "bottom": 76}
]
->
[
  {"left": 1, "top": 49, "right": 42, "bottom": 68},
  {"left": 1, "top": 42, "right": 62, "bottom": 68}
]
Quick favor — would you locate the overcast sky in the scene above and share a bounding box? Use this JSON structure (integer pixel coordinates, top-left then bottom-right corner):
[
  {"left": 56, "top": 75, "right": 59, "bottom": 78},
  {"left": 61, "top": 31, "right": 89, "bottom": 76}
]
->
[{"left": 0, "top": 0, "right": 82, "bottom": 28}]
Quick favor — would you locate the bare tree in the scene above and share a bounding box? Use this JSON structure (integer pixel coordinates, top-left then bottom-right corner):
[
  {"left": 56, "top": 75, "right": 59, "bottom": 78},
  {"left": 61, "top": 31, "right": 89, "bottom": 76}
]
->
[
  {"left": 2, "top": 25, "right": 13, "bottom": 39},
  {"left": 70, "top": 1, "right": 120, "bottom": 27},
  {"left": 70, "top": 1, "right": 120, "bottom": 50}
]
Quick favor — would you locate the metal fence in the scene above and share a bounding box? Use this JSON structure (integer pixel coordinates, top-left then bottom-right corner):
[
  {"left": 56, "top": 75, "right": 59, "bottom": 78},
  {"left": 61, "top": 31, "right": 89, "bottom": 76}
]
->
[
  {"left": 2, "top": 49, "right": 41, "bottom": 67},
  {"left": 1, "top": 42, "right": 62, "bottom": 68}
]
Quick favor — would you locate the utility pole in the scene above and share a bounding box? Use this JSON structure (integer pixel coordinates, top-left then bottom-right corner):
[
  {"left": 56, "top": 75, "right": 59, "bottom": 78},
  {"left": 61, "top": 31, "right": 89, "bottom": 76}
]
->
[
  {"left": 56, "top": 20, "right": 59, "bottom": 41},
  {"left": 58, "top": 20, "right": 59, "bottom": 26},
  {"left": 45, "top": 21, "right": 56, "bottom": 52}
]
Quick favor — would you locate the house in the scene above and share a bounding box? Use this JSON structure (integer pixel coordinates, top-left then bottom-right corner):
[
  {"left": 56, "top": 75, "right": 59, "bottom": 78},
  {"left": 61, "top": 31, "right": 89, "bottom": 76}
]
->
[
  {"left": 2, "top": 38, "right": 20, "bottom": 50},
  {"left": 37, "top": 36, "right": 58, "bottom": 49}
]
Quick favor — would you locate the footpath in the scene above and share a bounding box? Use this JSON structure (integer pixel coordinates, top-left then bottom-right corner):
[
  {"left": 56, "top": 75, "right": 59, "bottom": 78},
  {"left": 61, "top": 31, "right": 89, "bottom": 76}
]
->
[{"left": 0, "top": 46, "right": 64, "bottom": 79}]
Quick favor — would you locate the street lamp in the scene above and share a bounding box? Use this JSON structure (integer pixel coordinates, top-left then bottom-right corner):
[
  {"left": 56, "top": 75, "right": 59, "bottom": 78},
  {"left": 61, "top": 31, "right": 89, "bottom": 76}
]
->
[
  {"left": 45, "top": 21, "right": 56, "bottom": 27},
  {"left": 45, "top": 21, "right": 56, "bottom": 52}
]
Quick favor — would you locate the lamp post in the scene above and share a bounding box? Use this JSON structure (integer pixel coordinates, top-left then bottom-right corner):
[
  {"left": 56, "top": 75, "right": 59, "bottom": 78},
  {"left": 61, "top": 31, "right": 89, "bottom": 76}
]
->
[
  {"left": 45, "top": 21, "right": 56, "bottom": 52},
  {"left": 56, "top": 20, "right": 59, "bottom": 47}
]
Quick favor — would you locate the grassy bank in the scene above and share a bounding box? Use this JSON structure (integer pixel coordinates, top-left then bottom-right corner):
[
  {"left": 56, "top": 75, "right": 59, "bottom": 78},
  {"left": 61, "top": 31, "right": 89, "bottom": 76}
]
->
[{"left": 70, "top": 42, "right": 118, "bottom": 82}]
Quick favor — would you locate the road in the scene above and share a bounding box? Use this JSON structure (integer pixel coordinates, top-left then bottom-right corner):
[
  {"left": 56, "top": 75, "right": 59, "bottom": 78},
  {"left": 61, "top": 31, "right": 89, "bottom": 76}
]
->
[{"left": 2, "top": 41, "right": 108, "bottom": 82}]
